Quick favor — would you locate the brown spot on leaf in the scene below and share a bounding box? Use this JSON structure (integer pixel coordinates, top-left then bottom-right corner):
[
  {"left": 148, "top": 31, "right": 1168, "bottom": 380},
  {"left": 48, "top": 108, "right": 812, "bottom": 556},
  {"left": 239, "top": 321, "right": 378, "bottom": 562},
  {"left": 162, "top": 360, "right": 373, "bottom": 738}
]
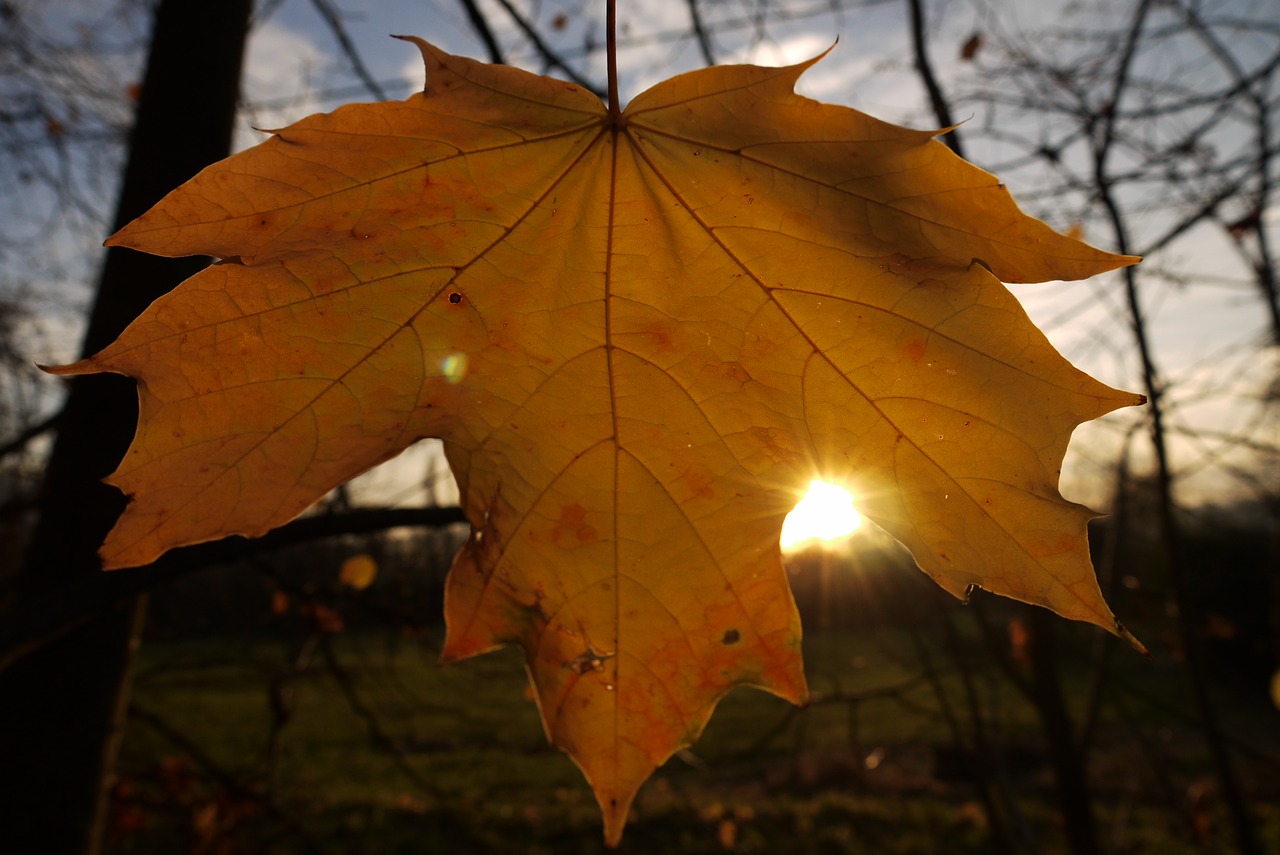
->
[
  {"left": 722, "top": 361, "right": 750, "bottom": 384},
  {"left": 903, "top": 339, "right": 927, "bottom": 362},
  {"left": 551, "top": 503, "right": 598, "bottom": 546},
  {"left": 675, "top": 461, "right": 716, "bottom": 500}
]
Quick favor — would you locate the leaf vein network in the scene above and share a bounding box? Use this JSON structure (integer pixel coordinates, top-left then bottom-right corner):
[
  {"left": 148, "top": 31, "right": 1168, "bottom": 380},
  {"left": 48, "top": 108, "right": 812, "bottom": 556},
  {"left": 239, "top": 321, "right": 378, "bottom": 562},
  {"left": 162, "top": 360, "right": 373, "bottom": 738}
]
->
[{"left": 628, "top": 123, "right": 1065, "bottom": 261}]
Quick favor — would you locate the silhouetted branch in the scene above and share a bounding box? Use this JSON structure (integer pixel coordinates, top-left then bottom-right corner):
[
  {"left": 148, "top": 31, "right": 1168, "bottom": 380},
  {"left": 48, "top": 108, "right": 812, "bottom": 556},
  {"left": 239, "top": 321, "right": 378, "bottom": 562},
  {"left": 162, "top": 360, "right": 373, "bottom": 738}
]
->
[
  {"left": 685, "top": 0, "right": 716, "bottom": 66},
  {"left": 1088, "top": 2, "right": 1262, "bottom": 851},
  {"left": 0, "top": 505, "right": 467, "bottom": 673},
  {"left": 1178, "top": 3, "right": 1280, "bottom": 342},
  {"left": 0, "top": 410, "right": 59, "bottom": 460},
  {"left": 128, "top": 702, "right": 336, "bottom": 854},
  {"left": 454, "top": 0, "right": 507, "bottom": 65},
  {"left": 489, "top": 0, "right": 603, "bottom": 95},
  {"left": 317, "top": 634, "right": 445, "bottom": 797},
  {"left": 309, "top": 0, "right": 388, "bottom": 101},
  {"left": 905, "top": 0, "right": 964, "bottom": 158}
]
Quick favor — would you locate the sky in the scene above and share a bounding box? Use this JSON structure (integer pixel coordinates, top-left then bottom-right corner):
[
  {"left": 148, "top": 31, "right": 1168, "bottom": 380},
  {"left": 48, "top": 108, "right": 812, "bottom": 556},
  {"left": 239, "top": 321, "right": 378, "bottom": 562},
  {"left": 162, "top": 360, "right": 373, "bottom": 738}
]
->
[{"left": 4, "top": 0, "right": 1277, "bottom": 517}]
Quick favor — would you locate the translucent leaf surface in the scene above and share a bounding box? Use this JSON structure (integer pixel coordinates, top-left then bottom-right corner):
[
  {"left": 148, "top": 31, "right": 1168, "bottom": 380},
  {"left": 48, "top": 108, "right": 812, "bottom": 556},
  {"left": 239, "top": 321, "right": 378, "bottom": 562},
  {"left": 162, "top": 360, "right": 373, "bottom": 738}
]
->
[{"left": 54, "top": 40, "right": 1143, "bottom": 844}]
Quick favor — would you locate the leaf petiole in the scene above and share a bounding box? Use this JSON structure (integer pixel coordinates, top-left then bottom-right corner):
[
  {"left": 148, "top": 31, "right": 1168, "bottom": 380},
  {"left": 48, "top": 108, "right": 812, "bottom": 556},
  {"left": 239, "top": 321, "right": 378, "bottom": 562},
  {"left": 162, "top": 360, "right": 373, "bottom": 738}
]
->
[{"left": 606, "top": 0, "right": 621, "bottom": 124}]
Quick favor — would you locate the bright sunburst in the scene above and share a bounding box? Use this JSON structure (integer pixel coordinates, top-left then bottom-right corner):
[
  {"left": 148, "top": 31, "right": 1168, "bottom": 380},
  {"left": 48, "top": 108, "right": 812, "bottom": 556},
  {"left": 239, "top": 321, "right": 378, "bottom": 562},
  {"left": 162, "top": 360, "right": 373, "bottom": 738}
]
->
[{"left": 779, "top": 480, "right": 863, "bottom": 552}]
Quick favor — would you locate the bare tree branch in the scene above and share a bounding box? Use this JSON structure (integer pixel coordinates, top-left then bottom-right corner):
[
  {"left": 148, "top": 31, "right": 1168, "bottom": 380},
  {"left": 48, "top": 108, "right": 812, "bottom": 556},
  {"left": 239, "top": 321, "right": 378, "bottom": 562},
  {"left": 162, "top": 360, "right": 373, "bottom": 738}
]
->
[
  {"left": 489, "top": 0, "right": 604, "bottom": 95},
  {"left": 454, "top": 0, "right": 507, "bottom": 65},
  {"left": 0, "top": 411, "right": 59, "bottom": 460},
  {"left": 128, "top": 702, "right": 338, "bottom": 855},
  {"left": 686, "top": 0, "right": 716, "bottom": 67},
  {"left": 1086, "top": 2, "right": 1264, "bottom": 851},
  {"left": 905, "top": 0, "right": 964, "bottom": 157},
  {"left": 309, "top": 0, "right": 389, "bottom": 101},
  {"left": 0, "top": 505, "right": 467, "bottom": 674}
]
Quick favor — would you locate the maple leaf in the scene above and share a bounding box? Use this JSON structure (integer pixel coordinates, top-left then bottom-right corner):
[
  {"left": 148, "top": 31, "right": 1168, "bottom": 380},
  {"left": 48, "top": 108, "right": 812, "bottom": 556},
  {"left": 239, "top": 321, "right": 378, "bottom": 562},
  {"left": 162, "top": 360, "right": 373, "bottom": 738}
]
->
[{"left": 51, "top": 39, "right": 1143, "bottom": 844}]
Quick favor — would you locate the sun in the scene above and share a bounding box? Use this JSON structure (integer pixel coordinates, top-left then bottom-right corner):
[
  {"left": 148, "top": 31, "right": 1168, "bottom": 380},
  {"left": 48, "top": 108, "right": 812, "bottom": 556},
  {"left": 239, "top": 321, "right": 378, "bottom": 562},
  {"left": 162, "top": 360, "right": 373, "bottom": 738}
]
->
[{"left": 779, "top": 480, "right": 863, "bottom": 552}]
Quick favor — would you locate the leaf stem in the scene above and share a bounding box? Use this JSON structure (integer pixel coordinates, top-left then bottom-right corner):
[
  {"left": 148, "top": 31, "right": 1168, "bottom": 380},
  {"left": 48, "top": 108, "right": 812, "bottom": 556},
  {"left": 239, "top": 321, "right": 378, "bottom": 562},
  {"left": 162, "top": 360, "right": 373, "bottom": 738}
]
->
[{"left": 606, "top": 0, "right": 621, "bottom": 124}]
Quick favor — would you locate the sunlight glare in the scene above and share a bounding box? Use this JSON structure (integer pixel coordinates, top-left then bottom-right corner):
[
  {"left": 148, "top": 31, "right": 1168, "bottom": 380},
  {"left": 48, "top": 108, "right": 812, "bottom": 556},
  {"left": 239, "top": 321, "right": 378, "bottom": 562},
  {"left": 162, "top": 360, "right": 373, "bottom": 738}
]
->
[{"left": 780, "top": 480, "right": 863, "bottom": 552}]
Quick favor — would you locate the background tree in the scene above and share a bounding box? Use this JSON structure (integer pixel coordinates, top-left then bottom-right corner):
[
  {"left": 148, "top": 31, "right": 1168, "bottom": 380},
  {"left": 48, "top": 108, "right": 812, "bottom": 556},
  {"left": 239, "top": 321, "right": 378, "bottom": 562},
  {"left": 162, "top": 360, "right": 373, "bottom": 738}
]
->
[
  {"left": 0, "top": 2, "right": 252, "bottom": 852},
  {"left": 910, "top": 2, "right": 1279, "bottom": 852}
]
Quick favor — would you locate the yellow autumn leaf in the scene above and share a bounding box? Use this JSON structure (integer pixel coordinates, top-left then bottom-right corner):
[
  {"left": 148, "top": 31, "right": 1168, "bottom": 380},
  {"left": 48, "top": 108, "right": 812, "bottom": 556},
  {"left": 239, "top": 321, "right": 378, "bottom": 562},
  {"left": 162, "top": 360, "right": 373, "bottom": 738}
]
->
[{"left": 52, "top": 39, "right": 1143, "bottom": 844}]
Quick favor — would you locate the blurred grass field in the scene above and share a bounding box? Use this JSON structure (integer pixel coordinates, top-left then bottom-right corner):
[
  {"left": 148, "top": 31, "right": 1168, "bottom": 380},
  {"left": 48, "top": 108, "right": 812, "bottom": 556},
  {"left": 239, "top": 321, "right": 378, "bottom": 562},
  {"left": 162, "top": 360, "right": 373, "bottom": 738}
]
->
[{"left": 106, "top": 611, "right": 1279, "bottom": 855}]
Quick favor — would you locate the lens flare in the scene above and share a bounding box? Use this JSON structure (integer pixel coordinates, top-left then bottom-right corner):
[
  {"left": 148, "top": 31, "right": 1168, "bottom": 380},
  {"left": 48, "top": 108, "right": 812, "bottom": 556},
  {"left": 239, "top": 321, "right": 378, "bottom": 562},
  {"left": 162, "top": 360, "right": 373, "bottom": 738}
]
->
[
  {"left": 441, "top": 352, "right": 468, "bottom": 383},
  {"left": 780, "top": 480, "right": 863, "bottom": 552}
]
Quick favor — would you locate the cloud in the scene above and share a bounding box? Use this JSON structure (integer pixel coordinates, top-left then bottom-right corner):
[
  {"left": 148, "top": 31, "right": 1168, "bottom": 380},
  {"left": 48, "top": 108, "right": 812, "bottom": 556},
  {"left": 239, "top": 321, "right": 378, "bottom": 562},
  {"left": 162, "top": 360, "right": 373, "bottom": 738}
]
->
[{"left": 235, "top": 18, "right": 329, "bottom": 151}]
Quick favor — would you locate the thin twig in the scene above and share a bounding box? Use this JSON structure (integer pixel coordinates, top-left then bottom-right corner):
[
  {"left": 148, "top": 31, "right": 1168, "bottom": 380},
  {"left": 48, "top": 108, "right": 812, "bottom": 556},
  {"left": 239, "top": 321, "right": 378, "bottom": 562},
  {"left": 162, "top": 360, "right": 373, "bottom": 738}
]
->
[
  {"left": 0, "top": 505, "right": 467, "bottom": 673},
  {"left": 1178, "top": 3, "right": 1280, "bottom": 342},
  {"left": 308, "top": 0, "right": 388, "bottom": 101},
  {"left": 317, "top": 635, "right": 445, "bottom": 797},
  {"left": 685, "top": 0, "right": 716, "bottom": 67},
  {"left": 927, "top": 598, "right": 1031, "bottom": 853},
  {"left": 128, "top": 702, "right": 336, "bottom": 854},
  {"left": 906, "top": 0, "right": 965, "bottom": 158},
  {"left": 454, "top": 0, "right": 507, "bottom": 65},
  {"left": 490, "top": 0, "right": 603, "bottom": 95},
  {"left": 1091, "top": 3, "right": 1263, "bottom": 852},
  {"left": 0, "top": 411, "right": 60, "bottom": 459}
]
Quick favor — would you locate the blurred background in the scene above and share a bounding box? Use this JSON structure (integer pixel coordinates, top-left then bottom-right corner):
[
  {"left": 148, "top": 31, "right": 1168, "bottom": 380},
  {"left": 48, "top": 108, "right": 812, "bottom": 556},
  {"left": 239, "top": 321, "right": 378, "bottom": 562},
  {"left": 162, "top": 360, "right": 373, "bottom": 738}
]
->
[{"left": 0, "top": 0, "right": 1276, "bottom": 852}]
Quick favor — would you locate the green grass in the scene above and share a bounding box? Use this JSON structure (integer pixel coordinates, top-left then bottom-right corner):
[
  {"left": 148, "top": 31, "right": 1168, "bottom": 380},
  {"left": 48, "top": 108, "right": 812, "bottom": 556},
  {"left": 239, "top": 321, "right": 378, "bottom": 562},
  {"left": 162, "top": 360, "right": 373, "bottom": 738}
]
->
[{"left": 107, "top": 625, "right": 1279, "bottom": 854}]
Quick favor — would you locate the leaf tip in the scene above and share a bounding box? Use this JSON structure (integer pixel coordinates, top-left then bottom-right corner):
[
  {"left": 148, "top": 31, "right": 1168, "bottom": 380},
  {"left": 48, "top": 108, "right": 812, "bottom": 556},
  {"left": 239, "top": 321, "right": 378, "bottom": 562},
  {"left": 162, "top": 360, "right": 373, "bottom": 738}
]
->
[
  {"left": 104, "top": 221, "right": 147, "bottom": 251},
  {"left": 436, "top": 646, "right": 465, "bottom": 666},
  {"left": 1088, "top": 250, "right": 1141, "bottom": 276},
  {"left": 1116, "top": 621, "right": 1149, "bottom": 658},
  {"left": 391, "top": 33, "right": 435, "bottom": 70},
  {"left": 792, "top": 39, "right": 839, "bottom": 77},
  {"left": 39, "top": 359, "right": 91, "bottom": 377},
  {"left": 98, "top": 541, "right": 144, "bottom": 572},
  {"left": 600, "top": 790, "right": 636, "bottom": 849},
  {"left": 602, "top": 810, "right": 624, "bottom": 848},
  {"left": 99, "top": 555, "right": 131, "bottom": 572}
]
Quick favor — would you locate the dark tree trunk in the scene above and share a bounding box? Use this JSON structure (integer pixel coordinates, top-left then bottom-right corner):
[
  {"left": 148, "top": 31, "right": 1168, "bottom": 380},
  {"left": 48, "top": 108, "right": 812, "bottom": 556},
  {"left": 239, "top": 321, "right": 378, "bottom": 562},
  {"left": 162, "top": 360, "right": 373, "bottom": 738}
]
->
[{"left": 0, "top": 2, "right": 251, "bottom": 852}]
